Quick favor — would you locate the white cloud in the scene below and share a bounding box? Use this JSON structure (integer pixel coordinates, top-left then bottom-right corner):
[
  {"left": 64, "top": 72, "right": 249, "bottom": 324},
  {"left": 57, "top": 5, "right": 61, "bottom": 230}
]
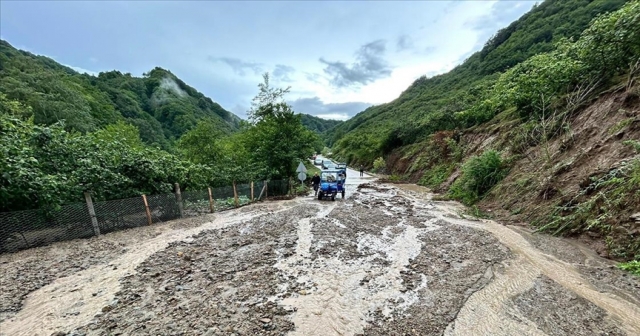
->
[
  {"left": 68, "top": 65, "right": 98, "bottom": 76},
  {"left": 314, "top": 113, "right": 350, "bottom": 121}
]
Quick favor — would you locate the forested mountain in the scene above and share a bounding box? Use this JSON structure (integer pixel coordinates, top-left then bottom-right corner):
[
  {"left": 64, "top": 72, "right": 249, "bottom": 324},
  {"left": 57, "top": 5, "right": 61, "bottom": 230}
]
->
[
  {"left": 328, "top": 0, "right": 629, "bottom": 164},
  {"left": 299, "top": 113, "right": 342, "bottom": 134},
  {"left": 0, "top": 40, "right": 241, "bottom": 149}
]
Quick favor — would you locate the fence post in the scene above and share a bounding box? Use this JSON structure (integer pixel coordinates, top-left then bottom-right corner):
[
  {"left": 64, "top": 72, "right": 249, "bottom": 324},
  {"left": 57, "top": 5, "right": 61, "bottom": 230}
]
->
[
  {"left": 175, "top": 183, "right": 184, "bottom": 218},
  {"left": 265, "top": 180, "right": 268, "bottom": 198},
  {"left": 289, "top": 177, "right": 293, "bottom": 196},
  {"left": 83, "top": 192, "right": 101, "bottom": 236},
  {"left": 257, "top": 182, "right": 266, "bottom": 200},
  {"left": 208, "top": 187, "right": 215, "bottom": 213},
  {"left": 233, "top": 181, "right": 240, "bottom": 207},
  {"left": 142, "top": 194, "right": 153, "bottom": 225},
  {"left": 250, "top": 181, "right": 254, "bottom": 202}
]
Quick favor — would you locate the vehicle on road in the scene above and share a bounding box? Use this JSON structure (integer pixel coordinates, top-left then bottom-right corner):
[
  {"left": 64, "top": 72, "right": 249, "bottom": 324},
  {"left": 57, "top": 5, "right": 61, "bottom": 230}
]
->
[
  {"left": 314, "top": 158, "right": 323, "bottom": 165},
  {"left": 335, "top": 163, "right": 347, "bottom": 177},
  {"left": 317, "top": 170, "right": 345, "bottom": 201},
  {"left": 322, "top": 160, "right": 335, "bottom": 170}
]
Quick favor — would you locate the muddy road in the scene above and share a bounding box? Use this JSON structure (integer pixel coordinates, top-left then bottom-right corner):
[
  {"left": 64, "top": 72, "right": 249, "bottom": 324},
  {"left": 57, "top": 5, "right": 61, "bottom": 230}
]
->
[{"left": 1, "top": 173, "right": 639, "bottom": 335}]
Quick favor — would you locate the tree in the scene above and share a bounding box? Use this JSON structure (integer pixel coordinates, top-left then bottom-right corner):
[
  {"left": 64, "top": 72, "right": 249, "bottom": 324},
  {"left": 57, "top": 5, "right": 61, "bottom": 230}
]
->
[
  {"left": 176, "top": 119, "right": 226, "bottom": 165},
  {"left": 247, "top": 73, "right": 293, "bottom": 124},
  {"left": 243, "top": 73, "right": 317, "bottom": 179}
]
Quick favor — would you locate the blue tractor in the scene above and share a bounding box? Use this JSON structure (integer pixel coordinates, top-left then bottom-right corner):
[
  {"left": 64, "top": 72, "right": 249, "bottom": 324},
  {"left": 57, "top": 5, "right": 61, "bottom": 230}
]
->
[{"left": 318, "top": 170, "right": 345, "bottom": 201}]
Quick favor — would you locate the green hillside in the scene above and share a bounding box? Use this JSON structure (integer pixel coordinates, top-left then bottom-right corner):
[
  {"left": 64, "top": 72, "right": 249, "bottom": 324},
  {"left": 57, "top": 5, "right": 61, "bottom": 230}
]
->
[
  {"left": 300, "top": 113, "right": 342, "bottom": 133},
  {"left": 328, "top": 0, "right": 629, "bottom": 165},
  {"left": 0, "top": 40, "right": 240, "bottom": 149}
]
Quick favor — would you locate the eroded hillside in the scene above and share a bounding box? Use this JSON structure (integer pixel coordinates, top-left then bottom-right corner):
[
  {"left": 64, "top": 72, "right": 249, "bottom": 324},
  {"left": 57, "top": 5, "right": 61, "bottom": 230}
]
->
[{"left": 388, "top": 85, "right": 640, "bottom": 261}]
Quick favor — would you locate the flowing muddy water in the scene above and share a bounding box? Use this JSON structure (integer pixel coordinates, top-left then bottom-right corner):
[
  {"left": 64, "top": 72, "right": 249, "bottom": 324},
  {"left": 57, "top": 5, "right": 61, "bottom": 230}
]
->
[
  {"left": 0, "top": 201, "right": 298, "bottom": 336},
  {"left": 1, "top": 179, "right": 638, "bottom": 336}
]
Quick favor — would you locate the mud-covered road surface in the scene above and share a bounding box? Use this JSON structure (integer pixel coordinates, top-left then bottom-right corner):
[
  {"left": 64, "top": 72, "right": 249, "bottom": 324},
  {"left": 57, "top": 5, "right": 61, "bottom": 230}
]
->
[{"left": 1, "top": 171, "right": 639, "bottom": 335}]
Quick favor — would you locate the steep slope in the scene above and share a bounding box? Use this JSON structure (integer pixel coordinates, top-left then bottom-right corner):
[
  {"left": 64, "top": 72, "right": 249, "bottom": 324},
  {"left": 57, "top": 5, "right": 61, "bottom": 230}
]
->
[
  {"left": 0, "top": 40, "right": 241, "bottom": 148},
  {"left": 299, "top": 113, "right": 342, "bottom": 133},
  {"left": 328, "top": 0, "right": 628, "bottom": 165}
]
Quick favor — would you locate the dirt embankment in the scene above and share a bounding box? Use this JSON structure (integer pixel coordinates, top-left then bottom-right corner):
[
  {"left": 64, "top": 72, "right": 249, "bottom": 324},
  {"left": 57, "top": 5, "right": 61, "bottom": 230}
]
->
[{"left": 388, "top": 88, "right": 640, "bottom": 259}]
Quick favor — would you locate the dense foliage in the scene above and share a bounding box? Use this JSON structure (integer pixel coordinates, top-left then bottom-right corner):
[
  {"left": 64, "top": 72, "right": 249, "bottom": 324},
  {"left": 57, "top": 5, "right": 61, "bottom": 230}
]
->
[
  {"left": 0, "top": 40, "right": 240, "bottom": 149},
  {"left": 328, "top": 0, "right": 631, "bottom": 166},
  {"left": 0, "top": 114, "right": 214, "bottom": 212}
]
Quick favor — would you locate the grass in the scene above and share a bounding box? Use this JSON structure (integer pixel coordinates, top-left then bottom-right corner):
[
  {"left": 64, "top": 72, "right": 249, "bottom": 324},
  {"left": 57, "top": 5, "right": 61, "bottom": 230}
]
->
[
  {"left": 623, "top": 139, "right": 640, "bottom": 152},
  {"left": 608, "top": 118, "right": 633, "bottom": 135},
  {"left": 387, "top": 174, "right": 406, "bottom": 182},
  {"left": 304, "top": 160, "right": 321, "bottom": 177},
  {"left": 418, "top": 163, "right": 456, "bottom": 189},
  {"left": 618, "top": 260, "right": 640, "bottom": 276},
  {"left": 540, "top": 158, "right": 640, "bottom": 260},
  {"left": 466, "top": 205, "right": 493, "bottom": 219}
]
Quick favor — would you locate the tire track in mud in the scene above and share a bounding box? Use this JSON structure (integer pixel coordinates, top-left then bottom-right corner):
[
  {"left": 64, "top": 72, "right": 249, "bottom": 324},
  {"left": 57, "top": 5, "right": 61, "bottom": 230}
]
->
[{"left": 0, "top": 201, "right": 299, "bottom": 336}]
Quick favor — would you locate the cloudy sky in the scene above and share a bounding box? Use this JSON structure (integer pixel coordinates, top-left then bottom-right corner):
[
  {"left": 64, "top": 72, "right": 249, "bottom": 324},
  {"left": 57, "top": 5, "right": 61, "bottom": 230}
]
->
[{"left": 0, "top": 1, "right": 536, "bottom": 120}]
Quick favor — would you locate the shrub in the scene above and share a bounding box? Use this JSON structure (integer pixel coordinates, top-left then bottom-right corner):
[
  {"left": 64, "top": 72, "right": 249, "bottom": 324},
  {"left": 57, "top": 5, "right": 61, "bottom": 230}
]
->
[
  {"left": 373, "top": 157, "right": 386, "bottom": 173},
  {"left": 623, "top": 139, "right": 640, "bottom": 153},
  {"left": 449, "top": 150, "right": 510, "bottom": 205}
]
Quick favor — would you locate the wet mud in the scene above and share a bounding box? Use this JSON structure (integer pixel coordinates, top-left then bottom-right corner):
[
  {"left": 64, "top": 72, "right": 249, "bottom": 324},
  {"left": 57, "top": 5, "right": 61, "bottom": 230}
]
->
[{"left": 1, "top": 178, "right": 639, "bottom": 336}]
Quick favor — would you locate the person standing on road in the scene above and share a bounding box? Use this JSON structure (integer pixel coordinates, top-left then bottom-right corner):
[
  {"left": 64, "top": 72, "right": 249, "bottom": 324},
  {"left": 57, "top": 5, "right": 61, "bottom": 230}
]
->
[
  {"left": 359, "top": 165, "right": 364, "bottom": 177},
  {"left": 311, "top": 172, "right": 321, "bottom": 196}
]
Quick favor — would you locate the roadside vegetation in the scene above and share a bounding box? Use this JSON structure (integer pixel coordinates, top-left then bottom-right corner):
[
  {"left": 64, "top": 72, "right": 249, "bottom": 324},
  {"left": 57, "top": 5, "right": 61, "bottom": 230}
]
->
[{"left": 1, "top": 73, "right": 321, "bottom": 212}]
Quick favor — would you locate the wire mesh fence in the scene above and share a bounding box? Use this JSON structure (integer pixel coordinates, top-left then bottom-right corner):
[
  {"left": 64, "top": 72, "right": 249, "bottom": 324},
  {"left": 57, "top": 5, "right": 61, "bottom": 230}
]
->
[
  {"left": 182, "top": 189, "right": 212, "bottom": 217},
  {"left": 147, "top": 193, "right": 182, "bottom": 223},
  {"left": 94, "top": 197, "right": 148, "bottom": 234},
  {"left": 267, "top": 179, "right": 291, "bottom": 198},
  {"left": 0, "top": 179, "right": 292, "bottom": 253},
  {"left": 0, "top": 203, "right": 94, "bottom": 253}
]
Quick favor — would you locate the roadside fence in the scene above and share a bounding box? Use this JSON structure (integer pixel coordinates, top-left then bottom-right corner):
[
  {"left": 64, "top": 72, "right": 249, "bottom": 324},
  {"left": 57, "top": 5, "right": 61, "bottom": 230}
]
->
[{"left": 0, "top": 179, "right": 294, "bottom": 254}]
